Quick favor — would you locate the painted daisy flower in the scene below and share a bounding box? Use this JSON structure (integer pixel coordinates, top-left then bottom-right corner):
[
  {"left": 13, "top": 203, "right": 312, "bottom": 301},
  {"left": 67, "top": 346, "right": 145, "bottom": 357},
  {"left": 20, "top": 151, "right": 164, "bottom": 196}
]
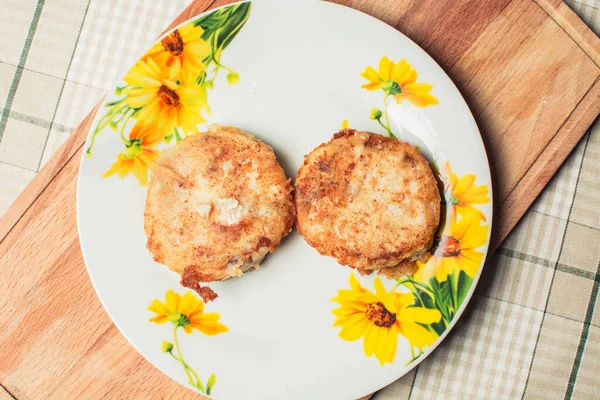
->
[
  {"left": 332, "top": 274, "right": 441, "bottom": 365},
  {"left": 148, "top": 289, "right": 228, "bottom": 336},
  {"left": 102, "top": 122, "right": 163, "bottom": 185},
  {"left": 360, "top": 56, "right": 438, "bottom": 107},
  {"left": 123, "top": 57, "right": 209, "bottom": 136},
  {"left": 416, "top": 210, "right": 489, "bottom": 282},
  {"left": 145, "top": 24, "right": 212, "bottom": 78},
  {"left": 445, "top": 162, "right": 490, "bottom": 222}
]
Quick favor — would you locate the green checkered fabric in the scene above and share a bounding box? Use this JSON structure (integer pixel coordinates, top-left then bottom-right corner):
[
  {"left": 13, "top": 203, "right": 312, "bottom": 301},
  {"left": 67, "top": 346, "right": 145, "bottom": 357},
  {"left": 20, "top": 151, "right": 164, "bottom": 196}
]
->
[
  {"left": 0, "top": 1, "right": 599, "bottom": 399},
  {"left": 0, "top": 0, "right": 192, "bottom": 212}
]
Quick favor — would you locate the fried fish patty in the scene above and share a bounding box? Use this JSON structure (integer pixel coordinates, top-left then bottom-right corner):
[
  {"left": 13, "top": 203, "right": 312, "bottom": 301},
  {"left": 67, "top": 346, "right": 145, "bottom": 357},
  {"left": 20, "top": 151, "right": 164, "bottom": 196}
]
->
[
  {"left": 295, "top": 129, "right": 440, "bottom": 274},
  {"left": 144, "top": 125, "right": 295, "bottom": 284}
]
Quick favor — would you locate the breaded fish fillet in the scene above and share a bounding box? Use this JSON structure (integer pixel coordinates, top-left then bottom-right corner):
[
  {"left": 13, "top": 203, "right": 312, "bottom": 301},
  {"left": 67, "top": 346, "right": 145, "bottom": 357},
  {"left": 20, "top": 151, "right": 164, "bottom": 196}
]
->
[
  {"left": 144, "top": 125, "right": 295, "bottom": 286},
  {"left": 295, "top": 129, "right": 440, "bottom": 275}
]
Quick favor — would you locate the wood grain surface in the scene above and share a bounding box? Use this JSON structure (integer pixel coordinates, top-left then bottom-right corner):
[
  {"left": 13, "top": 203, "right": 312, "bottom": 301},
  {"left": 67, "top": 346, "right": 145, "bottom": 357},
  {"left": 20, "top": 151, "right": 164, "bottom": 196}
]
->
[{"left": 1, "top": 0, "right": 599, "bottom": 399}]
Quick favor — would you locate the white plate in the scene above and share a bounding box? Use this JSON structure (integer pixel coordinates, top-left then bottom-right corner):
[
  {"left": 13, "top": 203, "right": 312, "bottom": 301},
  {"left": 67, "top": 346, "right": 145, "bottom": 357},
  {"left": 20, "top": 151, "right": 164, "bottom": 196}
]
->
[{"left": 77, "top": 1, "right": 493, "bottom": 399}]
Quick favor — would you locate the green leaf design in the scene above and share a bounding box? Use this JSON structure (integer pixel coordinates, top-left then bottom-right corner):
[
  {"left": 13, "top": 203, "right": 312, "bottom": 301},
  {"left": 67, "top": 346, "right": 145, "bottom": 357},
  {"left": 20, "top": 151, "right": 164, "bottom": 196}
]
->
[
  {"left": 219, "top": 3, "right": 251, "bottom": 50},
  {"left": 206, "top": 373, "right": 217, "bottom": 395},
  {"left": 415, "top": 287, "right": 436, "bottom": 310},
  {"left": 195, "top": 3, "right": 251, "bottom": 51},
  {"left": 194, "top": 7, "right": 230, "bottom": 32},
  {"left": 428, "top": 277, "right": 452, "bottom": 324},
  {"left": 401, "top": 279, "right": 446, "bottom": 337},
  {"left": 455, "top": 270, "right": 474, "bottom": 309},
  {"left": 439, "top": 279, "right": 454, "bottom": 316},
  {"left": 105, "top": 99, "right": 123, "bottom": 107},
  {"left": 430, "top": 318, "right": 448, "bottom": 336}
]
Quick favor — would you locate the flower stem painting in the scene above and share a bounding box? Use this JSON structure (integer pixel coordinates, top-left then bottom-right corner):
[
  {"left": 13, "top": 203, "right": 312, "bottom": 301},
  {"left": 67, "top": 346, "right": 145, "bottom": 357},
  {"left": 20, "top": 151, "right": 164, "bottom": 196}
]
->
[
  {"left": 360, "top": 56, "right": 438, "bottom": 139},
  {"left": 86, "top": 3, "right": 251, "bottom": 185},
  {"left": 148, "top": 290, "right": 228, "bottom": 395}
]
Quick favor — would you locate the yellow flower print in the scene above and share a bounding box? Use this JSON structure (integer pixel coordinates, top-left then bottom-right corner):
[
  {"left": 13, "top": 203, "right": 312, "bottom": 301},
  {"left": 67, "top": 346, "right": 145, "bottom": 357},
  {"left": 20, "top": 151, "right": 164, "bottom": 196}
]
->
[
  {"left": 86, "top": 4, "right": 251, "bottom": 187},
  {"left": 123, "top": 57, "right": 209, "bottom": 136},
  {"left": 148, "top": 289, "right": 228, "bottom": 335},
  {"left": 361, "top": 56, "right": 438, "bottom": 107},
  {"left": 416, "top": 210, "right": 489, "bottom": 282},
  {"left": 148, "top": 289, "right": 226, "bottom": 395},
  {"left": 341, "top": 119, "right": 349, "bottom": 129},
  {"left": 102, "top": 122, "right": 163, "bottom": 186},
  {"left": 332, "top": 274, "right": 441, "bottom": 365},
  {"left": 446, "top": 162, "right": 490, "bottom": 222},
  {"left": 145, "top": 23, "right": 211, "bottom": 78}
]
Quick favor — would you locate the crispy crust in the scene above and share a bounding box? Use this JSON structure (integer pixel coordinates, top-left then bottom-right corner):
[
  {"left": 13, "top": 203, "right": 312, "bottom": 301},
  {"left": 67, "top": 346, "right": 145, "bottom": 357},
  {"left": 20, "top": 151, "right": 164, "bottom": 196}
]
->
[
  {"left": 295, "top": 129, "right": 440, "bottom": 273},
  {"left": 180, "top": 266, "right": 219, "bottom": 302},
  {"left": 144, "top": 125, "right": 295, "bottom": 283}
]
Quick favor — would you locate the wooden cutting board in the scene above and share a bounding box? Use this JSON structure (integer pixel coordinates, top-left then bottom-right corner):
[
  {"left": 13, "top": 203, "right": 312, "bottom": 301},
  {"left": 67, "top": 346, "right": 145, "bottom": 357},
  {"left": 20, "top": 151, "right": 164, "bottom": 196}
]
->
[{"left": 1, "top": 0, "right": 599, "bottom": 399}]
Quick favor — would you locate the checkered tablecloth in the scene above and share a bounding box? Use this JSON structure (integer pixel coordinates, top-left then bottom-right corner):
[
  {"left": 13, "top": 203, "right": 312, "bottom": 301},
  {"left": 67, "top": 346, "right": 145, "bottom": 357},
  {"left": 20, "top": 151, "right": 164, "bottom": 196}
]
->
[{"left": 0, "top": 0, "right": 599, "bottom": 399}]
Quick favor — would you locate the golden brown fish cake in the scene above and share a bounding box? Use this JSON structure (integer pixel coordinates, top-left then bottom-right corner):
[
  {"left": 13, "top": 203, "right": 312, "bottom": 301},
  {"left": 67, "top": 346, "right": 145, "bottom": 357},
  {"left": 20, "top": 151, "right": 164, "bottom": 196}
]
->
[
  {"left": 144, "top": 125, "right": 295, "bottom": 285},
  {"left": 295, "top": 129, "right": 440, "bottom": 274}
]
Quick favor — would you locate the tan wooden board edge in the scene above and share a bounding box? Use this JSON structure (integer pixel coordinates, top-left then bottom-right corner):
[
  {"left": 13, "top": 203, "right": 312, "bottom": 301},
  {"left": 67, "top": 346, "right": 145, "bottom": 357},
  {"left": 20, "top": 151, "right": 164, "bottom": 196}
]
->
[{"left": 0, "top": 0, "right": 599, "bottom": 399}]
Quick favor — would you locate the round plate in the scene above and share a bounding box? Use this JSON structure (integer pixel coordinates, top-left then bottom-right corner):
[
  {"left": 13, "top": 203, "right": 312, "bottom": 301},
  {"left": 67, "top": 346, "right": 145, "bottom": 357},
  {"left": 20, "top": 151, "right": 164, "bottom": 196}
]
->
[{"left": 77, "top": 1, "right": 493, "bottom": 399}]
